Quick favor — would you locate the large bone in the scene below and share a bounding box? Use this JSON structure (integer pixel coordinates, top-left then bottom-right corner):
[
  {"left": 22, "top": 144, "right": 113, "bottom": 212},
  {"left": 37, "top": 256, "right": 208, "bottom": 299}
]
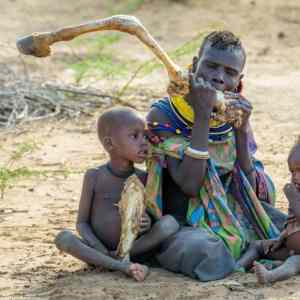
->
[
  {"left": 116, "top": 174, "right": 145, "bottom": 260},
  {"left": 16, "top": 15, "right": 242, "bottom": 125}
]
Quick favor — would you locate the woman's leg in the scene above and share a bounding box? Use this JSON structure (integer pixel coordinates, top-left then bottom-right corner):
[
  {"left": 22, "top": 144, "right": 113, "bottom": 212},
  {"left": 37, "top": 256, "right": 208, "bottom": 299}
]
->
[
  {"left": 131, "top": 215, "right": 179, "bottom": 257},
  {"left": 155, "top": 227, "right": 236, "bottom": 281},
  {"left": 236, "top": 241, "right": 264, "bottom": 270}
]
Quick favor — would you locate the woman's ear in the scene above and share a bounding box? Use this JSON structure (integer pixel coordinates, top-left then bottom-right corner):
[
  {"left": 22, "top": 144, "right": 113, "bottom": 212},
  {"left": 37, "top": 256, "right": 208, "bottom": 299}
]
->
[
  {"left": 103, "top": 136, "right": 113, "bottom": 151},
  {"left": 192, "top": 56, "right": 199, "bottom": 73}
]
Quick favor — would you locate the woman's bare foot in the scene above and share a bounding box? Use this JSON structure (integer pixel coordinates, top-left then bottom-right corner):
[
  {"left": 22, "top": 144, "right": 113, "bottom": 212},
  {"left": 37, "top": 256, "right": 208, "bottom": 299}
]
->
[
  {"left": 254, "top": 261, "right": 272, "bottom": 284},
  {"left": 254, "top": 255, "right": 300, "bottom": 284},
  {"left": 127, "top": 263, "right": 149, "bottom": 282},
  {"left": 236, "top": 241, "right": 264, "bottom": 270}
]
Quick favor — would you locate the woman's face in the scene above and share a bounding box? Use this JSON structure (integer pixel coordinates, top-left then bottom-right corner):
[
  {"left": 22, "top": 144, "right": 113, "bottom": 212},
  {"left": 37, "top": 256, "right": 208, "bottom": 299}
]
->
[{"left": 195, "top": 43, "right": 245, "bottom": 92}]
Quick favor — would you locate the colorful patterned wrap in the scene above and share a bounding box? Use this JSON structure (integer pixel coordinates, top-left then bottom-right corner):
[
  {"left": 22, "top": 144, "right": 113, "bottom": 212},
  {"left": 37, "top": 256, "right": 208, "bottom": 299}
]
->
[{"left": 145, "top": 97, "right": 279, "bottom": 259}]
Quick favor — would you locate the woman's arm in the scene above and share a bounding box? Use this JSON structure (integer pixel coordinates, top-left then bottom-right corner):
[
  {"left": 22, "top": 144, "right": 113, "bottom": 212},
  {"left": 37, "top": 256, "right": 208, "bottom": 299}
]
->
[
  {"left": 230, "top": 96, "right": 256, "bottom": 190},
  {"left": 147, "top": 75, "right": 216, "bottom": 197},
  {"left": 235, "top": 129, "right": 256, "bottom": 190},
  {"left": 164, "top": 115, "right": 210, "bottom": 197},
  {"left": 76, "top": 169, "right": 109, "bottom": 254}
]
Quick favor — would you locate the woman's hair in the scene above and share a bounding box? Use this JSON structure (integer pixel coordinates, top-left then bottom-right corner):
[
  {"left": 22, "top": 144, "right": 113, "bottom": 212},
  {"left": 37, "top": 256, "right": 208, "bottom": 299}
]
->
[
  {"left": 202, "top": 31, "right": 242, "bottom": 50},
  {"left": 198, "top": 31, "right": 246, "bottom": 67}
]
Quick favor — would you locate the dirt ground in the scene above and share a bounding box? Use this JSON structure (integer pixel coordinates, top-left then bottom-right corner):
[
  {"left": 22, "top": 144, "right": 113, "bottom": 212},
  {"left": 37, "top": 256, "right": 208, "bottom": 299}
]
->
[{"left": 1, "top": 0, "right": 300, "bottom": 299}]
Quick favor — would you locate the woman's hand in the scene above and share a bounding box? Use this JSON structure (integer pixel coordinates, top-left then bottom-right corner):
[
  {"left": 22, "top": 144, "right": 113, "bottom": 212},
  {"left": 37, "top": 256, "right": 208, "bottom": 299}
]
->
[
  {"left": 226, "top": 93, "right": 252, "bottom": 132},
  {"left": 139, "top": 212, "right": 152, "bottom": 234},
  {"left": 188, "top": 72, "right": 217, "bottom": 120}
]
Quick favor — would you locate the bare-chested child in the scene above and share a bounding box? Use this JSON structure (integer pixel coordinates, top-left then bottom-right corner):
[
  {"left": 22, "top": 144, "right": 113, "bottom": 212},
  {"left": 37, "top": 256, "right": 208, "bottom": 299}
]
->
[
  {"left": 236, "top": 137, "right": 300, "bottom": 283},
  {"left": 54, "top": 107, "right": 179, "bottom": 282}
]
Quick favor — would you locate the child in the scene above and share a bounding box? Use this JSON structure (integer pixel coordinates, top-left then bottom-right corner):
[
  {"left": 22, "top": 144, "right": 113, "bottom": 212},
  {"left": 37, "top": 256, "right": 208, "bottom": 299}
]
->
[
  {"left": 54, "top": 107, "right": 179, "bottom": 282},
  {"left": 237, "top": 137, "right": 300, "bottom": 283}
]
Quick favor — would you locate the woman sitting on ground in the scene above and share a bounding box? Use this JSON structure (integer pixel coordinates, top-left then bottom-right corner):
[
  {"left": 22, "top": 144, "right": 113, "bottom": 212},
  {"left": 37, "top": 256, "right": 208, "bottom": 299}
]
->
[{"left": 145, "top": 31, "right": 287, "bottom": 281}]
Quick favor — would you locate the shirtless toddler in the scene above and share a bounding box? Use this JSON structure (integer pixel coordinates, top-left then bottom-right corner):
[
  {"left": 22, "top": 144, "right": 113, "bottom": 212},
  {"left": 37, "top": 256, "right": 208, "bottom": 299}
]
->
[
  {"left": 237, "top": 137, "right": 300, "bottom": 283},
  {"left": 54, "top": 107, "right": 179, "bottom": 281}
]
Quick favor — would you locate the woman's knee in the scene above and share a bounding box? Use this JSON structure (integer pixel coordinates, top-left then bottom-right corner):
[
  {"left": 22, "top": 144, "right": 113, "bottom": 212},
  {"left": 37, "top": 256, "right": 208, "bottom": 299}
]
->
[{"left": 156, "top": 215, "right": 179, "bottom": 238}]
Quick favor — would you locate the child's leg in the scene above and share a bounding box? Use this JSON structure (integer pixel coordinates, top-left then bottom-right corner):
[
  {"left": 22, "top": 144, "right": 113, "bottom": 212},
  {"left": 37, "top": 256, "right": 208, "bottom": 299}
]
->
[
  {"left": 254, "top": 255, "right": 300, "bottom": 284},
  {"left": 55, "top": 230, "right": 148, "bottom": 281},
  {"left": 130, "top": 215, "right": 179, "bottom": 257},
  {"left": 286, "top": 231, "right": 300, "bottom": 254}
]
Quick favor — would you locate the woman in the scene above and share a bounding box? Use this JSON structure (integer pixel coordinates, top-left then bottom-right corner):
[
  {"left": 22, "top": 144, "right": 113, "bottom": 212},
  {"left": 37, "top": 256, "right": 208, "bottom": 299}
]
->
[{"left": 145, "top": 31, "right": 286, "bottom": 281}]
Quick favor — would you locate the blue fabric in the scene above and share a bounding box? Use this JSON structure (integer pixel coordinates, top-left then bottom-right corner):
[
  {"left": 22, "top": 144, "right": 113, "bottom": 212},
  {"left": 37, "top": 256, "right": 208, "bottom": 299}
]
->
[{"left": 151, "top": 98, "right": 233, "bottom": 142}]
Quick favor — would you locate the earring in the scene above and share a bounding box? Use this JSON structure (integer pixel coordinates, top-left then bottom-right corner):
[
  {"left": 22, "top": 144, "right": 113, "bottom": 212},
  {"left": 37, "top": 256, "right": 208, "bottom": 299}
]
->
[{"left": 235, "top": 80, "right": 243, "bottom": 93}]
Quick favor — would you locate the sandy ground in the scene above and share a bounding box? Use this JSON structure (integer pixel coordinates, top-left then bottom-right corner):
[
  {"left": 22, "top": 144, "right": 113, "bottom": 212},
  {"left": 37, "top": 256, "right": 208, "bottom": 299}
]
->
[{"left": 1, "top": 0, "right": 300, "bottom": 299}]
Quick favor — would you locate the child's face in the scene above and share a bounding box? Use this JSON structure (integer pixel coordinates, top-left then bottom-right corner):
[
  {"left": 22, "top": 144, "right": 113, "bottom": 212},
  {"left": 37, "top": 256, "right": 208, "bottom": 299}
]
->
[
  {"left": 195, "top": 44, "right": 244, "bottom": 92},
  {"left": 111, "top": 115, "right": 148, "bottom": 164},
  {"left": 289, "top": 148, "right": 300, "bottom": 189}
]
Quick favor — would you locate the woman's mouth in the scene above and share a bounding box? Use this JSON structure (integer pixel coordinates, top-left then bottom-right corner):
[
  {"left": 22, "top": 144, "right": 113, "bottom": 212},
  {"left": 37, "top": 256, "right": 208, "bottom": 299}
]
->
[{"left": 138, "top": 149, "right": 148, "bottom": 158}]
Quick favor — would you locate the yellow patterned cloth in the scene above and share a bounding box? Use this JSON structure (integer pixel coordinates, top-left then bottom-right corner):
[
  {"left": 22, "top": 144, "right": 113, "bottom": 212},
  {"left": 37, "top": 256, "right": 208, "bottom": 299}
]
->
[{"left": 170, "top": 95, "right": 223, "bottom": 128}]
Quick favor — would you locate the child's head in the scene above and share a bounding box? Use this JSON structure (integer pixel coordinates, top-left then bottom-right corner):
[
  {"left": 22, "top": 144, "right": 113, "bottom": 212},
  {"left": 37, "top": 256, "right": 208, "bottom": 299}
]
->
[
  {"left": 194, "top": 31, "right": 246, "bottom": 93},
  {"left": 97, "top": 107, "right": 148, "bottom": 164},
  {"left": 288, "top": 137, "right": 300, "bottom": 188}
]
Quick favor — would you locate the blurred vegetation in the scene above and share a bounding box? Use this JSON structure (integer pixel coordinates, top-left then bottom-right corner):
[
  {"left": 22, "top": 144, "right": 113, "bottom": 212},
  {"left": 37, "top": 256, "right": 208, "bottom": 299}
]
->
[
  {"left": 69, "top": 0, "right": 146, "bottom": 83},
  {"left": 67, "top": 0, "right": 223, "bottom": 94},
  {"left": 0, "top": 141, "right": 80, "bottom": 198},
  {"left": 70, "top": 33, "right": 129, "bottom": 83},
  {"left": 0, "top": 141, "right": 39, "bottom": 198}
]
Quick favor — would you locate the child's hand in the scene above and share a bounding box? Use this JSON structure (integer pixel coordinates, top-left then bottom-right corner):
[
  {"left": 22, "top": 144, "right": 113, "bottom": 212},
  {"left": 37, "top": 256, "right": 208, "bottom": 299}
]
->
[
  {"left": 139, "top": 212, "right": 151, "bottom": 234},
  {"left": 263, "top": 239, "right": 283, "bottom": 255},
  {"left": 284, "top": 183, "right": 300, "bottom": 203}
]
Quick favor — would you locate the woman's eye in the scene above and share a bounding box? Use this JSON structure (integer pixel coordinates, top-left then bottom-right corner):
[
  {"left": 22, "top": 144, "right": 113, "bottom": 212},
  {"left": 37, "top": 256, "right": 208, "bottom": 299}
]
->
[
  {"left": 226, "top": 69, "right": 238, "bottom": 76},
  {"left": 206, "top": 62, "right": 218, "bottom": 69}
]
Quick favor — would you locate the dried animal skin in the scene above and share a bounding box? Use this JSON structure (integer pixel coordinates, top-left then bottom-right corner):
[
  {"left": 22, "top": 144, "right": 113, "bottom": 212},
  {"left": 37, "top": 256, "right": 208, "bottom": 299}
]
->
[
  {"left": 116, "top": 174, "right": 145, "bottom": 259},
  {"left": 16, "top": 15, "right": 243, "bottom": 126}
]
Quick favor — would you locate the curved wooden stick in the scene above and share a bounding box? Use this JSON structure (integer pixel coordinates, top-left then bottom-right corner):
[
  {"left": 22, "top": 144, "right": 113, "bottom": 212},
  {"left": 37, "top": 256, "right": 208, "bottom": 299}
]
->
[
  {"left": 16, "top": 15, "right": 243, "bottom": 124},
  {"left": 16, "top": 15, "right": 182, "bottom": 82}
]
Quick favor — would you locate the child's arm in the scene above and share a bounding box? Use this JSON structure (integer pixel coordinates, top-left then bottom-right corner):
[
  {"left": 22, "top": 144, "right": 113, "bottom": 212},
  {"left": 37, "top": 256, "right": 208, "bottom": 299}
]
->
[
  {"left": 76, "top": 169, "right": 109, "bottom": 254},
  {"left": 263, "top": 231, "right": 287, "bottom": 255},
  {"left": 284, "top": 183, "right": 300, "bottom": 223}
]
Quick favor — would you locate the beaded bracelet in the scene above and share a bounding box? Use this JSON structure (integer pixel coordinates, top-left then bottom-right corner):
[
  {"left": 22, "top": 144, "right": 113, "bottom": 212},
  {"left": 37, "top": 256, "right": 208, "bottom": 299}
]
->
[{"left": 185, "top": 146, "right": 210, "bottom": 160}]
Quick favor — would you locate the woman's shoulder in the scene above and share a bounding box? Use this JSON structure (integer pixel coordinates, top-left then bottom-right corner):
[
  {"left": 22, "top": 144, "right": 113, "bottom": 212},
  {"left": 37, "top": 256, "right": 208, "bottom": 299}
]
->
[
  {"left": 147, "top": 104, "right": 171, "bottom": 124},
  {"left": 147, "top": 103, "right": 175, "bottom": 139}
]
